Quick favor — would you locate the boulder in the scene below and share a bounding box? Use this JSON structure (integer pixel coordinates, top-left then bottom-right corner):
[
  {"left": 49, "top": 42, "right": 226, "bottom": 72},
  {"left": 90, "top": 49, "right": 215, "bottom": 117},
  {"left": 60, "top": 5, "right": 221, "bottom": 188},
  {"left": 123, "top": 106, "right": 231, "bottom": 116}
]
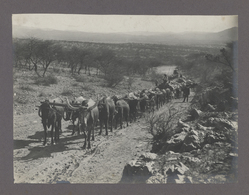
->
[
  {"left": 191, "top": 109, "right": 203, "bottom": 119},
  {"left": 178, "top": 119, "right": 190, "bottom": 129},
  {"left": 184, "top": 135, "right": 199, "bottom": 145},
  {"left": 207, "top": 117, "right": 235, "bottom": 130},
  {"left": 197, "top": 123, "right": 215, "bottom": 131},
  {"left": 140, "top": 153, "right": 157, "bottom": 161},
  {"left": 166, "top": 131, "right": 188, "bottom": 152},
  {"left": 175, "top": 162, "right": 190, "bottom": 175},
  {"left": 181, "top": 155, "right": 201, "bottom": 166},
  {"left": 205, "top": 104, "right": 216, "bottom": 112},
  {"left": 181, "top": 130, "right": 201, "bottom": 152},
  {"left": 204, "top": 131, "right": 227, "bottom": 144},
  {"left": 120, "top": 160, "right": 154, "bottom": 183},
  {"left": 204, "top": 132, "right": 217, "bottom": 144},
  {"left": 164, "top": 162, "right": 191, "bottom": 183},
  {"left": 189, "top": 130, "right": 199, "bottom": 136},
  {"left": 181, "top": 142, "right": 198, "bottom": 152},
  {"left": 146, "top": 173, "right": 165, "bottom": 184},
  {"left": 191, "top": 109, "right": 231, "bottom": 119},
  {"left": 164, "top": 162, "right": 189, "bottom": 176}
]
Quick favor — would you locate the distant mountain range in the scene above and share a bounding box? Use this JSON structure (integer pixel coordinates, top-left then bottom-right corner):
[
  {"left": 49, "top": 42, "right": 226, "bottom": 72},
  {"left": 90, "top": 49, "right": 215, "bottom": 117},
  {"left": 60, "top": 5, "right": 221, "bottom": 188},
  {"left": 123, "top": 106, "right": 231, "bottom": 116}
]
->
[{"left": 13, "top": 25, "right": 238, "bottom": 45}]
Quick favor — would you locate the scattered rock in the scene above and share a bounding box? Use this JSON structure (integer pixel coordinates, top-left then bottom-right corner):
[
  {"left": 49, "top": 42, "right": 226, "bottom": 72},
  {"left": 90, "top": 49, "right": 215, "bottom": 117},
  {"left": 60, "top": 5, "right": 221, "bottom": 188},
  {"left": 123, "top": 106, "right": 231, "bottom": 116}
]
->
[
  {"left": 120, "top": 160, "right": 154, "bottom": 183},
  {"left": 178, "top": 119, "right": 190, "bottom": 129},
  {"left": 205, "top": 104, "right": 216, "bottom": 112},
  {"left": 204, "top": 131, "right": 227, "bottom": 144},
  {"left": 166, "top": 131, "right": 188, "bottom": 152},
  {"left": 163, "top": 162, "right": 192, "bottom": 183},
  {"left": 197, "top": 123, "right": 215, "bottom": 131},
  {"left": 141, "top": 153, "right": 157, "bottom": 161},
  {"left": 207, "top": 117, "right": 235, "bottom": 130},
  {"left": 146, "top": 173, "right": 165, "bottom": 184}
]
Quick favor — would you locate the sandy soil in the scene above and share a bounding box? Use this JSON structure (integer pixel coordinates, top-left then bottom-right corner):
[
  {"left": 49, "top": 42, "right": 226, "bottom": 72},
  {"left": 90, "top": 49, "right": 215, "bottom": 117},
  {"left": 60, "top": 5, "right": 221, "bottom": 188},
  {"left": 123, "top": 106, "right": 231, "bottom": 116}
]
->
[
  {"left": 14, "top": 108, "right": 152, "bottom": 183},
  {"left": 14, "top": 96, "right": 191, "bottom": 184}
]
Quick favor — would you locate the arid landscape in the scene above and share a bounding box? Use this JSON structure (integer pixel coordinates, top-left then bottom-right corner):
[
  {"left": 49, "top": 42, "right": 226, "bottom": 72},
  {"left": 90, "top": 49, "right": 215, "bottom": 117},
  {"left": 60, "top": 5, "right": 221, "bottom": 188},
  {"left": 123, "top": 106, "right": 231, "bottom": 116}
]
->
[
  {"left": 13, "top": 49, "right": 238, "bottom": 183},
  {"left": 12, "top": 15, "right": 238, "bottom": 184}
]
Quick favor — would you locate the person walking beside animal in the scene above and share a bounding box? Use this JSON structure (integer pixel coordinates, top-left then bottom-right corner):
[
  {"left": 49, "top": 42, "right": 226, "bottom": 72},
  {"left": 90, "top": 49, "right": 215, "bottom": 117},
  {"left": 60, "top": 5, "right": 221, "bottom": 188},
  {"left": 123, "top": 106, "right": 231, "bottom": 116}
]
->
[
  {"left": 182, "top": 85, "right": 190, "bottom": 102},
  {"left": 155, "top": 79, "right": 158, "bottom": 87},
  {"left": 163, "top": 74, "right": 168, "bottom": 83}
]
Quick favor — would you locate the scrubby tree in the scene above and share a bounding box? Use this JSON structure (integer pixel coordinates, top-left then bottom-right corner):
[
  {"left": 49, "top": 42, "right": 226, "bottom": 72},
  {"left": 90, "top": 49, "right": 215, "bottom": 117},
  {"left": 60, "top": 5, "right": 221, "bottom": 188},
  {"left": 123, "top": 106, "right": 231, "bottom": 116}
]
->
[
  {"left": 38, "top": 40, "right": 61, "bottom": 77},
  {"left": 95, "top": 49, "right": 125, "bottom": 87},
  {"left": 13, "top": 38, "right": 62, "bottom": 77},
  {"left": 96, "top": 49, "right": 116, "bottom": 76},
  {"left": 205, "top": 42, "right": 235, "bottom": 71}
]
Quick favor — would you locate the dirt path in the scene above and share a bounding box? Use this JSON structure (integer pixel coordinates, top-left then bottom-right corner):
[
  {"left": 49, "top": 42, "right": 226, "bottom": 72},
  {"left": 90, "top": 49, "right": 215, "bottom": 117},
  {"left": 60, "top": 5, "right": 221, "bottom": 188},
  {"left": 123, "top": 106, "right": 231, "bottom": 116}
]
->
[
  {"left": 14, "top": 111, "right": 153, "bottom": 183},
  {"left": 14, "top": 95, "right": 192, "bottom": 184}
]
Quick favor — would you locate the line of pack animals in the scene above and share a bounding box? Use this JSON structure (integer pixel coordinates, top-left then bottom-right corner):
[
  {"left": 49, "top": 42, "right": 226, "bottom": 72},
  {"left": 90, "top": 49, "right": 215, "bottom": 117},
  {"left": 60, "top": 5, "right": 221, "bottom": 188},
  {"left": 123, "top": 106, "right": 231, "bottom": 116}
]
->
[{"left": 37, "top": 71, "right": 197, "bottom": 149}]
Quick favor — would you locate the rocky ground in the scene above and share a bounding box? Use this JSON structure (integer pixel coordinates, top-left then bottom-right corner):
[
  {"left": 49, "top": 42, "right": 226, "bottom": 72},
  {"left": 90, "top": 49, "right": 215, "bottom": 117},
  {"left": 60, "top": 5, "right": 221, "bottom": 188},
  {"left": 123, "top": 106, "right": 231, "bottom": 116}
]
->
[{"left": 13, "top": 68, "right": 238, "bottom": 184}]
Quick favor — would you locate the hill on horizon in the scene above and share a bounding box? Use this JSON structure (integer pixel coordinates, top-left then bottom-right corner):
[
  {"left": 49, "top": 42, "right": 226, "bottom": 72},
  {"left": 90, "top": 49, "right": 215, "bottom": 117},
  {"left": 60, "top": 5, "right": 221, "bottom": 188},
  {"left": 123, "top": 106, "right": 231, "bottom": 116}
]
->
[{"left": 13, "top": 25, "right": 238, "bottom": 45}]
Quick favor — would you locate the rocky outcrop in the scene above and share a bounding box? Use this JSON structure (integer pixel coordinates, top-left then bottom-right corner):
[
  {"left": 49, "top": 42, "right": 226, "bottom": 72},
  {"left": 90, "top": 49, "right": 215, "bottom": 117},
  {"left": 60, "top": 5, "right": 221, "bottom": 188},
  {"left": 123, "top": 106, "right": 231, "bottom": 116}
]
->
[
  {"left": 165, "top": 131, "right": 188, "bottom": 152},
  {"left": 146, "top": 161, "right": 193, "bottom": 184},
  {"left": 120, "top": 153, "right": 157, "bottom": 183},
  {"left": 207, "top": 117, "right": 235, "bottom": 130},
  {"left": 181, "top": 130, "right": 201, "bottom": 152},
  {"left": 122, "top": 89, "right": 238, "bottom": 184}
]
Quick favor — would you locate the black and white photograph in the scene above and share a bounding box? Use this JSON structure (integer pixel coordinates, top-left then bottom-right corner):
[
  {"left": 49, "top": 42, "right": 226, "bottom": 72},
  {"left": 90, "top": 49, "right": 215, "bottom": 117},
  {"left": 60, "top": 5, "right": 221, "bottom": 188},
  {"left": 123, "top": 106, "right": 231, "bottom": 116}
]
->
[{"left": 13, "top": 14, "right": 238, "bottom": 184}]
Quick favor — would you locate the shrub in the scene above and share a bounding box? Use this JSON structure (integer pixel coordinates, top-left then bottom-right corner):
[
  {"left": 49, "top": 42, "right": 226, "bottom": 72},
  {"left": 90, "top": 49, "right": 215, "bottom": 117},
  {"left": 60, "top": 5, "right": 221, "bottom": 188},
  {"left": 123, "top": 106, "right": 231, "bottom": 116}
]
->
[
  {"left": 149, "top": 68, "right": 162, "bottom": 84},
  {"left": 146, "top": 103, "right": 183, "bottom": 152},
  {"left": 19, "top": 85, "right": 35, "bottom": 91},
  {"left": 33, "top": 75, "right": 58, "bottom": 86},
  {"left": 14, "top": 97, "right": 28, "bottom": 104},
  {"left": 38, "top": 92, "right": 46, "bottom": 97},
  {"left": 52, "top": 67, "right": 61, "bottom": 73},
  {"left": 61, "top": 88, "right": 73, "bottom": 96},
  {"left": 81, "top": 84, "right": 94, "bottom": 92},
  {"left": 74, "top": 75, "right": 85, "bottom": 82},
  {"left": 103, "top": 71, "right": 124, "bottom": 87},
  {"left": 72, "top": 83, "right": 78, "bottom": 87}
]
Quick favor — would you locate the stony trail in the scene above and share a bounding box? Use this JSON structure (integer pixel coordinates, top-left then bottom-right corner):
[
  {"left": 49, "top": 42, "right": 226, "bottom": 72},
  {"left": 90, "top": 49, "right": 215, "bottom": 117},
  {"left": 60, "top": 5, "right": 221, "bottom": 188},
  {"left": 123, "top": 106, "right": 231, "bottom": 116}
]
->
[{"left": 14, "top": 96, "right": 191, "bottom": 184}]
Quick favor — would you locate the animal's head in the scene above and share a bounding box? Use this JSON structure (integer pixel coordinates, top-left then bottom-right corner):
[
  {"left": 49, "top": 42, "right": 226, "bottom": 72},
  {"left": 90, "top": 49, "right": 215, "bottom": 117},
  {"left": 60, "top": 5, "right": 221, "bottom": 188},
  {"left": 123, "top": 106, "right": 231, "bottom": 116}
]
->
[
  {"left": 65, "top": 98, "right": 91, "bottom": 128},
  {"left": 78, "top": 106, "right": 89, "bottom": 128},
  {"left": 97, "top": 97, "right": 107, "bottom": 113},
  {"left": 38, "top": 100, "right": 51, "bottom": 118},
  {"left": 111, "top": 95, "right": 118, "bottom": 105}
]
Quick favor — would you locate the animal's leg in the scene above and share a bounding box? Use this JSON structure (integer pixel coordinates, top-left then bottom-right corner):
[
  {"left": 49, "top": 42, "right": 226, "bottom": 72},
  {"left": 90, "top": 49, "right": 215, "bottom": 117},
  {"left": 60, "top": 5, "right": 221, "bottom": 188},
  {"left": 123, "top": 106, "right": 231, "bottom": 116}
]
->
[
  {"left": 72, "top": 120, "right": 75, "bottom": 135},
  {"left": 120, "top": 111, "right": 123, "bottom": 129},
  {"left": 56, "top": 121, "right": 60, "bottom": 142},
  {"left": 92, "top": 125, "right": 95, "bottom": 141},
  {"left": 51, "top": 123, "right": 54, "bottom": 145},
  {"left": 77, "top": 120, "right": 80, "bottom": 135},
  {"left": 87, "top": 127, "right": 91, "bottom": 149},
  {"left": 83, "top": 130, "right": 87, "bottom": 149},
  {"left": 43, "top": 123, "right": 47, "bottom": 145},
  {"left": 126, "top": 112, "right": 129, "bottom": 127},
  {"left": 115, "top": 115, "right": 118, "bottom": 129},
  {"left": 110, "top": 117, "right": 113, "bottom": 132},
  {"left": 54, "top": 122, "right": 58, "bottom": 143},
  {"left": 99, "top": 120, "right": 103, "bottom": 135},
  {"left": 58, "top": 120, "right": 62, "bottom": 134},
  {"left": 105, "top": 119, "right": 108, "bottom": 135}
]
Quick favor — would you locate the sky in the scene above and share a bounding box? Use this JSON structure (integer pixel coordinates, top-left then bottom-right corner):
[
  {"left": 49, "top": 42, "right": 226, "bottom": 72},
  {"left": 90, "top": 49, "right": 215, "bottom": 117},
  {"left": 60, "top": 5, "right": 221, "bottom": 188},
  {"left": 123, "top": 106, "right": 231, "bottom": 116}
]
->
[{"left": 12, "top": 14, "right": 238, "bottom": 33}]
